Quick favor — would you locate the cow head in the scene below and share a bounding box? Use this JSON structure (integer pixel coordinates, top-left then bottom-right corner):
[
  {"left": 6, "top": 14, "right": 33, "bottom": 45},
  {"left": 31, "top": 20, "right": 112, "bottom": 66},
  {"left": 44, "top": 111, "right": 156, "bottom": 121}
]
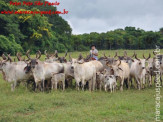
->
[
  {"left": 103, "top": 52, "right": 117, "bottom": 65},
  {"left": 25, "top": 50, "right": 41, "bottom": 69},
  {"left": 69, "top": 53, "right": 84, "bottom": 69},
  {"left": 0, "top": 54, "right": 12, "bottom": 70},
  {"left": 104, "top": 75, "right": 115, "bottom": 84},
  {"left": 106, "top": 60, "right": 123, "bottom": 78},
  {"left": 135, "top": 54, "right": 146, "bottom": 69},
  {"left": 57, "top": 51, "right": 68, "bottom": 63},
  {"left": 44, "top": 50, "right": 58, "bottom": 62}
]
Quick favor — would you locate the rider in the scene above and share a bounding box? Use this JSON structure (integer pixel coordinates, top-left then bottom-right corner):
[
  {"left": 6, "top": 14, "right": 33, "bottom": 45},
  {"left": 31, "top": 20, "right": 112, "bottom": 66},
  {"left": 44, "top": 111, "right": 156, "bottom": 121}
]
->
[{"left": 90, "top": 45, "right": 98, "bottom": 60}]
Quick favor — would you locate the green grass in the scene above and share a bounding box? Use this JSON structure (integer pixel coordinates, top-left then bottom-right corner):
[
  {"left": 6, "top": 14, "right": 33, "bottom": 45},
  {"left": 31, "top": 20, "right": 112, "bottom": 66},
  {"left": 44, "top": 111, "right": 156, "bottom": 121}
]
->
[{"left": 0, "top": 49, "right": 163, "bottom": 122}]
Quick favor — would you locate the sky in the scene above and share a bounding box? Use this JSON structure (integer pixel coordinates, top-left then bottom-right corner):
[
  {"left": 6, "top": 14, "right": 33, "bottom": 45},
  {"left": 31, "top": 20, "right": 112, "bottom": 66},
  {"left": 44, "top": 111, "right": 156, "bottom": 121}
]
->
[{"left": 49, "top": 0, "right": 163, "bottom": 34}]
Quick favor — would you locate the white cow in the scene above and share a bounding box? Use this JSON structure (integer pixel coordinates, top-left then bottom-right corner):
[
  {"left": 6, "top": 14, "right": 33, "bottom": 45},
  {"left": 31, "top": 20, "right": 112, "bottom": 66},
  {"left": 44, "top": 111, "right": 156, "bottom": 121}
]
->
[
  {"left": 25, "top": 50, "right": 64, "bottom": 91},
  {"left": 107, "top": 60, "right": 130, "bottom": 91},
  {"left": 130, "top": 54, "right": 150, "bottom": 90},
  {"left": 70, "top": 58, "right": 96, "bottom": 91},
  {"left": 104, "top": 75, "right": 117, "bottom": 93},
  {"left": 0, "top": 57, "right": 33, "bottom": 91},
  {"left": 51, "top": 73, "right": 65, "bottom": 91}
]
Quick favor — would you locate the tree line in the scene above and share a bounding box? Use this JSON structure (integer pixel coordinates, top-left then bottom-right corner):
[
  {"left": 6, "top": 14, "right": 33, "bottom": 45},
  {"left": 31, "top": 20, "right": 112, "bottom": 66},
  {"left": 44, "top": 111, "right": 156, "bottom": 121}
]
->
[{"left": 0, "top": 0, "right": 163, "bottom": 55}]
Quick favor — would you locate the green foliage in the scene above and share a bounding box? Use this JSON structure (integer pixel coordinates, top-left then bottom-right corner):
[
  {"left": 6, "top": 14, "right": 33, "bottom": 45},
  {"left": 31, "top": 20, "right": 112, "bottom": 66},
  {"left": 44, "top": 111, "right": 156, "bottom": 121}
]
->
[
  {"left": 71, "top": 27, "right": 163, "bottom": 51},
  {"left": 0, "top": 0, "right": 162, "bottom": 55},
  {"left": 0, "top": 34, "right": 23, "bottom": 55}
]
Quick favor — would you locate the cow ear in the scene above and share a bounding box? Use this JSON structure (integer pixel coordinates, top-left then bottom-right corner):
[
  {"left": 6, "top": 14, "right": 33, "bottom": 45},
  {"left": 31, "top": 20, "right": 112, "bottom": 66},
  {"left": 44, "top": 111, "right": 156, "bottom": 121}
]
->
[
  {"left": 118, "top": 67, "right": 123, "bottom": 71},
  {"left": 64, "top": 59, "right": 67, "bottom": 62},
  {"left": 24, "top": 66, "right": 27, "bottom": 71}
]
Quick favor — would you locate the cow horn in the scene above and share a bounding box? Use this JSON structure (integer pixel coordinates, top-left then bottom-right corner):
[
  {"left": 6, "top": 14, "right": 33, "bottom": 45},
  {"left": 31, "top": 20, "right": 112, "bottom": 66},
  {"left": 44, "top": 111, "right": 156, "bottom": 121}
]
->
[
  {"left": 131, "top": 51, "right": 136, "bottom": 58},
  {"left": 26, "top": 50, "right": 31, "bottom": 60},
  {"left": 65, "top": 51, "right": 68, "bottom": 57},
  {"left": 69, "top": 54, "right": 72, "bottom": 61},
  {"left": 124, "top": 51, "right": 127, "bottom": 57},
  {"left": 7, "top": 54, "right": 13, "bottom": 62},
  {"left": 16, "top": 52, "right": 22, "bottom": 61},
  {"left": 118, "top": 60, "right": 121, "bottom": 66},
  {"left": 36, "top": 50, "right": 41, "bottom": 59},
  {"left": 143, "top": 53, "right": 151, "bottom": 60},
  {"left": 2, "top": 54, "right": 7, "bottom": 60},
  {"left": 85, "top": 54, "right": 91, "bottom": 61},
  {"left": 44, "top": 50, "right": 49, "bottom": 58},
  {"left": 114, "top": 52, "right": 118, "bottom": 58},
  {"left": 135, "top": 54, "right": 140, "bottom": 61},
  {"left": 54, "top": 50, "right": 58, "bottom": 58},
  {"left": 103, "top": 52, "right": 107, "bottom": 58},
  {"left": 147, "top": 53, "right": 151, "bottom": 60},
  {"left": 78, "top": 53, "right": 83, "bottom": 60}
]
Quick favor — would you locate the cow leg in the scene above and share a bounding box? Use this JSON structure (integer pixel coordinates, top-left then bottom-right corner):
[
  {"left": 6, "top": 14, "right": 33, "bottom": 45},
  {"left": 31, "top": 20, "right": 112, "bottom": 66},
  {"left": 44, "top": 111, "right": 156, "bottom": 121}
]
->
[
  {"left": 120, "top": 78, "right": 124, "bottom": 91},
  {"left": 130, "top": 77, "right": 134, "bottom": 88},
  {"left": 89, "top": 80, "right": 92, "bottom": 91},
  {"left": 35, "top": 82, "right": 38, "bottom": 92},
  {"left": 51, "top": 81, "right": 54, "bottom": 90},
  {"left": 92, "top": 76, "right": 96, "bottom": 91},
  {"left": 127, "top": 78, "right": 130, "bottom": 90},
  {"left": 104, "top": 84, "right": 107, "bottom": 92},
  {"left": 149, "top": 75, "right": 152, "bottom": 87},
  {"left": 99, "top": 82, "right": 102, "bottom": 91},
  {"left": 11, "top": 81, "right": 16, "bottom": 91},
  {"left": 81, "top": 79, "right": 85, "bottom": 91},
  {"left": 54, "top": 82, "right": 57, "bottom": 90},
  {"left": 42, "top": 80, "right": 45, "bottom": 92},
  {"left": 11, "top": 81, "right": 17, "bottom": 91},
  {"left": 135, "top": 77, "right": 141, "bottom": 90},
  {"left": 62, "top": 80, "right": 65, "bottom": 91},
  {"left": 110, "top": 85, "right": 112, "bottom": 93}
]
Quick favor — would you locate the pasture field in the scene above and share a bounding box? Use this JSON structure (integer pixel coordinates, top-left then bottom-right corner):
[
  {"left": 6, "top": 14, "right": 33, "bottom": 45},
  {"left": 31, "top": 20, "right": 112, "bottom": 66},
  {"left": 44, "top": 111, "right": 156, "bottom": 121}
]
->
[{"left": 0, "top": 50, "right": 163, "bottom": 122}]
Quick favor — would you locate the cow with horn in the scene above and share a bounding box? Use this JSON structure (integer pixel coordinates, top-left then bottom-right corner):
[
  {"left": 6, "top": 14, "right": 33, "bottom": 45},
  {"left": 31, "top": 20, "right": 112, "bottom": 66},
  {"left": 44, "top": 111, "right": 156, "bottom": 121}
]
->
[{"left": 24, "top": 50, "right": 64, "bottom": 91}]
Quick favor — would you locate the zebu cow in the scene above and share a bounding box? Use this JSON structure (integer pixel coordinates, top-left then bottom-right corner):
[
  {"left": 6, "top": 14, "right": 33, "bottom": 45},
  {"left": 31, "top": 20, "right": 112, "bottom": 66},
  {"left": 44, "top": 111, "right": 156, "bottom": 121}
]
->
[
  {"left": 0, "top": 54, "right": 33, "bottom": 91},
  {"left": 44, "top": 50, "right": 58, "bottom": 63},
  {"left": 98, "top": 52, "right": 118, "bottom": 75},
  {"left": 25, "top": 50, "right": 64, "bottom": 91},
  {"left": 62, "top": 62, "right": 74, "bottom": 88},
  {"left": 70, "top": 57, "right": 96, "bottom": 91},
  {"left": 107, "top": 60, "right": 130, "bottom": 91},
  {"left": 130, "top": 54, "right": 150, "bottom": 90}
]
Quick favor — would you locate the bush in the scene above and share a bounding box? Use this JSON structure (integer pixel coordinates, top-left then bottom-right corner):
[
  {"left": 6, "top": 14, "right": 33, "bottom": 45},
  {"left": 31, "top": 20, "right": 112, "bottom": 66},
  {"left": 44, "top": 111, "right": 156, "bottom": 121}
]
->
[{"left": 0, "top": 34, "right": 23, "bottom": 55}]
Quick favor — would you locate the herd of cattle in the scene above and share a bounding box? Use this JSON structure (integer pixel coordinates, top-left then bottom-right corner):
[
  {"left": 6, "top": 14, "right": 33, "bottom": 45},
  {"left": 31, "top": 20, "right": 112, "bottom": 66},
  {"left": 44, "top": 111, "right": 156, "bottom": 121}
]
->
[{"left": 0, "top": 50, "right": 162, "bottom": 92}]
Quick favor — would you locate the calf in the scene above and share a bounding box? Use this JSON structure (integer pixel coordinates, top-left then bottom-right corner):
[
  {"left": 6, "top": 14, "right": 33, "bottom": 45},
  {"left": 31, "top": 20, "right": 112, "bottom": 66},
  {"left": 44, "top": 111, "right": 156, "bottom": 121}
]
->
[
  {"left": 51, "top": 73, "right": 65, "bottom": 91},
  {"left": 104, "top": 75, "right": 117, "bottom": 93},
  {"left": 96, "top": 72, "right": 105, "bottom": 91},
  {"left": 107, "top": 60, "right": 130, "bottom": 91}
]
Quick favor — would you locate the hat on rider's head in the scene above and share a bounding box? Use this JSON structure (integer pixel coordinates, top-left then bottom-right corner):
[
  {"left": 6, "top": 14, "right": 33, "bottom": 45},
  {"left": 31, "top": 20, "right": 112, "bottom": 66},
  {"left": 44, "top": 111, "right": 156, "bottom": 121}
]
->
[{"left": 91, "top": 44, "right": 96, "bottom": 48}]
